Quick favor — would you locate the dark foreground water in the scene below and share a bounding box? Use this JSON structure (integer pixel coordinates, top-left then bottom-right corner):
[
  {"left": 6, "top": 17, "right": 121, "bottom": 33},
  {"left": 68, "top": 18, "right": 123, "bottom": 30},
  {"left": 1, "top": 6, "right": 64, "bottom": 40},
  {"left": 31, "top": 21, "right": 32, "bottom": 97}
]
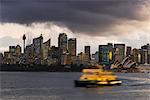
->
[{"left": 0, "top": 72, "right": 150, "bottom": 100}]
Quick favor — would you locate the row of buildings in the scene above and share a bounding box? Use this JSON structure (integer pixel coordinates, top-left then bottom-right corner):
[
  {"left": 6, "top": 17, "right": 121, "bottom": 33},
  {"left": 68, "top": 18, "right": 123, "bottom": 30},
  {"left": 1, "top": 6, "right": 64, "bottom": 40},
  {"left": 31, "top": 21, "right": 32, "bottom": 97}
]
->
[
  {"left": 92, "top": 43, "right": 150, "bottom": 67},
  {"left": 1, "top": 33, "right": 77, "bottom": 66},
  {"left": 0, "top": 33, "right": 150, "bottom": 69}
]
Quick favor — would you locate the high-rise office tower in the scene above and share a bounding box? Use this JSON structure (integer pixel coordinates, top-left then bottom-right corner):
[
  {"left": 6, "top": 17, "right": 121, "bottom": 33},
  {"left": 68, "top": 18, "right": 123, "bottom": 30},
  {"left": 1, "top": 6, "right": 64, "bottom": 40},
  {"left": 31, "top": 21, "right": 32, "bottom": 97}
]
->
[
  {"left": 68, "top": 38, "right": 77, "bottom": 64},
  {"left": 58, "top": 33, "right": 68, "bottom": 54},
  {"left": 99, "top": 45, "right": 110, "bottom": 66},
  {"left": 114, "top": 44, "right": 125, "bottom": 62},
  {"left": 84, "top": 46, "right": 91, "bottom": 60},
  {"left": 141, "top": 44, "right": 150, "bottom": 64},
  {"left": 107, "top": 43, "right": 114, "bottom": 64},
  {"left": 132, "top": 48, "right": 139, "bottom": 63},
  {"left": 33, "top": 34, "right": 43, "bottom": 63},
  {"left": 99, "top": 43, "right": 114, "bottom": 69},
  {"left": 126, "top": 46, "right": 132, "bottom": 57},
  {"left": 42, "top": 39, "right": 51, "bottom": 60},
  {"left": 68, "top": 38, "right": 76, "bottom": 56}
]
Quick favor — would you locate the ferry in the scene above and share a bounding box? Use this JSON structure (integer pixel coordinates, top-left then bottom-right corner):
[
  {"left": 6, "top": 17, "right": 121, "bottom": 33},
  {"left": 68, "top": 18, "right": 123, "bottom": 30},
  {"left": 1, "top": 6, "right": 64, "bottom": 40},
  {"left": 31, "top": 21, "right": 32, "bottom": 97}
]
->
[{"left": 74, "top": 68, "right": 122, "bottom": 87}]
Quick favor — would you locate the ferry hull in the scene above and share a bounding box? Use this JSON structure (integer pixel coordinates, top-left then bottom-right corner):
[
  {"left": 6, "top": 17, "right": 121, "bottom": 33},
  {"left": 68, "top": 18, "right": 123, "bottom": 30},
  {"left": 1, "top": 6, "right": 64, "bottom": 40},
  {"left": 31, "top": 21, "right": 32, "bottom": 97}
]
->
[{"left": 74, "top": 80, "right": 122, "bottom": 87}]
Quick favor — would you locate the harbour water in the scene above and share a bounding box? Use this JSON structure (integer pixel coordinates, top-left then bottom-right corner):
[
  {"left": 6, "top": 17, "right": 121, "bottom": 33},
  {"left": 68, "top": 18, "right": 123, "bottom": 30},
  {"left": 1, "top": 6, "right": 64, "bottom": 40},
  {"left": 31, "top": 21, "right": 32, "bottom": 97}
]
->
[{"left": 0, "top": 72, "right": 150, "bottom": 100}]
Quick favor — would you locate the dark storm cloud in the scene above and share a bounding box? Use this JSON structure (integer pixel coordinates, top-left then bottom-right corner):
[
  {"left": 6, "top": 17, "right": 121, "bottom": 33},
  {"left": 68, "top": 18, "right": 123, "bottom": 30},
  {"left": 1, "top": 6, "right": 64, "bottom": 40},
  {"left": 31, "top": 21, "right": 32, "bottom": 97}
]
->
[{"left": 1, "top": 0, "right": 146, "bottom": 36}]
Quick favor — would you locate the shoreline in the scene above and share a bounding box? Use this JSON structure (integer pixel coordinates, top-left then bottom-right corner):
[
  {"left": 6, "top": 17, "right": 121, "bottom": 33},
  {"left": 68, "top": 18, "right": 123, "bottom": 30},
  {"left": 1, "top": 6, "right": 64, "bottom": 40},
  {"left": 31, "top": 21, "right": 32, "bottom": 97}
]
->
[
  {"left": 0, "top": 64, "right": 83, "bottom": 72},
  {"left": 0, "top": 64, "right": 149, "bottom": 73}
]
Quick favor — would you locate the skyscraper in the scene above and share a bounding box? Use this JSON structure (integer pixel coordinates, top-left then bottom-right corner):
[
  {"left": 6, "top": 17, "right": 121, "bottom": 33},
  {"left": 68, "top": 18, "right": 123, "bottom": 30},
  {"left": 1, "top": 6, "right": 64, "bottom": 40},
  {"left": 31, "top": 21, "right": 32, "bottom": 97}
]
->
[
  {"left": 84, "top": 46, "right": 91, "bottom": 60},
  {"left": 138, "top": 49, "right": 142, "bottom": 64},
  {"left": 77, "top": 52, "right": 89, "bottom": 66},
  {"left": 126, "top": 46, "right": 132, "bottom": 57},
  {"left": 99, "top": 43, "right": 114, "bottom": 68},
  {"left": 114, "top": 44, "right": 125, "bottom": 62},
  {"left": 33, "top": 34, "right": 43, "bottom": 63},
  {"left": 141, "top": 44, "right": 150, "bottom": 64},
  {"left": 0, "top": 53, "right": 3, "bottom": 65},
  {"left": 68, "top": 38, "right": 76, "bottom": 56},
  {"left": 58, "top": 33, "right": 68, "bottom": 65},
  {"left": 42, "top": 39, "right": 51, "bottom": 60},
  {"left": 24, "top": 44, "right": 33, "bottom": 64},
  {"left": 68, "top": 38, "right": 77, "bottom": 64},
  {"left": 132, "top": 48, "right": 139, "bottom": 63},
  {"left": 48, "top": 46, "right": 60, "bottom": 65},
  {"left": 58, "top": 33, "right": 68, "bottom": 54},
  {"left": 99, "top": 45, "right": 110, "bottom": 66},
  {"left": 107, "top": 43, "right": 114, "bottom": 64},
  {"left": 49, "top": 46, "right": 60, "bottom": 59},
  {"left": 92, "top": 51, "right": 99, "bottom": 63}
]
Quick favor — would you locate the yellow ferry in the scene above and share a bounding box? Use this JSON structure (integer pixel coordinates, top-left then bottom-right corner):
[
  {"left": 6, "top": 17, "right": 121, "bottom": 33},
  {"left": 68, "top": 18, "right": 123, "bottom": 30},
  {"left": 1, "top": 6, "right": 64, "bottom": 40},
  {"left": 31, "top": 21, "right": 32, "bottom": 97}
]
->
[{"left": 74, "top": 68, "right": 122, "bottom": 87}]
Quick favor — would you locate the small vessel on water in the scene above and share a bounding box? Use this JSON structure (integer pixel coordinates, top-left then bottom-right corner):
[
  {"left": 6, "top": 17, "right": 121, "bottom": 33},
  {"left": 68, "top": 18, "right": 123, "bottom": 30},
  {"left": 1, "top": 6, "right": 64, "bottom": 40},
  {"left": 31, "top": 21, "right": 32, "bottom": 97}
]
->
[{"left": 74, "top": 68, "right": 122, "bottom": 87}]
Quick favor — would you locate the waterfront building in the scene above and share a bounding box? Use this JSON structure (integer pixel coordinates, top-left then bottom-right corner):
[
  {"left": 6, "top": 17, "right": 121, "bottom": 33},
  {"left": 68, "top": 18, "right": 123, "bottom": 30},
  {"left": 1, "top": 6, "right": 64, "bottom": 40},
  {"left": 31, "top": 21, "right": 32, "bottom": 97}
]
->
[
  {"left": 9, "top": 46, "right": 16, "bottom": 64},
  {"left": 61, "top": 53, "right": 68, "bottom": 65},
  {"left": 84, "top": 46, "right": 91, "bottom": 60},
  {"left": 68, "top": 38, "right": 77, "bottom": 64},
  {"left": 0, "top": 53, "right": 4, "bottom": 65},
  {"left": 49, "top": 46, "right": 60, "bottom": 59},
  {"left": 99, "top": 45, "right": 109, "bottom": 65},
  {"left": 98, "top": 43, "right": 114, "bottom": 69},
  {"left": 126, "top": 46, "right": 132, "bottom": 57},
  {"left": 107, "top": 43, "right": 114, "bottom": 64},
  {"left": 42, "top": 39, "right": 51, "bottom": 60},
  {"left": 33, "top": 34, "right": 43, "bottom": 64},
  {"left": 3, "top": 45, "right": 22, "bottom": 64},
  {"left": 10, "top": 45, "right": 21, "bottom": 64},
  {"left": 9, "top": 46, "right": 16, "bottom": 54},
  {"left": 48, "top": 46, "right": 60, "bottom": 65},
  {"left": 68, "top": 38, "right": 76, "bottom": 56},
  {"left": 67, "top": 56, "right": 77, "bottom": 65},
  {"left": 16, "top": 45, "right": 21, "bottom": 56},
  {"left": 4, "top": 51, "right": 11, "bottom": 64},
  {"left": 99, "top": 45, "right": 110, "bottom": 69},
  {"left": 92, "top": 51, "right": 99, "bottom": 63},
  {"left": 114, "top": 44, "right": 125, "bottom": 62},
  {"left": 15, "top": 45, "right": 22, "bottom": 63},
  {"left": 148, "top": 44, "right": 150, "bottom": 64},
  {"left": 132, "top": 48, "right": 139, "bottom": 63},
  {"left": 141, "top": 49, "right": 148, "bottom": 64},
  {"left": 141, "top": 44, "right": 150, "bottom": 64},
  {"left": 24, "top": 44, "right": 34, "bottom": 64},
  {"left": 58, "top": 33, "right": 68, "bottom": 54},
  {"left": 58, "top": 33, "right": 68, "bottom": 65},
  {"left": 77, "top": 52, "right": 89, "bottom": 66},
  {"left": 137, "top": 49, "right": 141, "bottom": 64}
]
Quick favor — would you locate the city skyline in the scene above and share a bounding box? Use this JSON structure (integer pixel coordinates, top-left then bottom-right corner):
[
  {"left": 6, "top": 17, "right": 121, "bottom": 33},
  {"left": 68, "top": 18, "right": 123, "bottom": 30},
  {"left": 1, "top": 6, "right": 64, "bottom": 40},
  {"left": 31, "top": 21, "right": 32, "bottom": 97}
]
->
[
  {"left": 0, "top": 1, "right": 150, "bottom": 99},
  {"left": 1, "top": 33, "right": 149, "bottom": 67},
  {"left": 1, "top": 33, "right": 150, "bottom": 54},
  {"left": 0, "top": 0, "right": 150, "bottom": 53}
]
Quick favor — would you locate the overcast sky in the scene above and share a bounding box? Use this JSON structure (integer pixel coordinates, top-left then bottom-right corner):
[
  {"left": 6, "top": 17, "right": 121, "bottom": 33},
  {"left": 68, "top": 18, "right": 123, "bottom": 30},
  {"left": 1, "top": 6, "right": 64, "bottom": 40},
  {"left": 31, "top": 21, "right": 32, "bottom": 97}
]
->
[{"left": 0, "top": 0, "right": 150, "bottom": 53}]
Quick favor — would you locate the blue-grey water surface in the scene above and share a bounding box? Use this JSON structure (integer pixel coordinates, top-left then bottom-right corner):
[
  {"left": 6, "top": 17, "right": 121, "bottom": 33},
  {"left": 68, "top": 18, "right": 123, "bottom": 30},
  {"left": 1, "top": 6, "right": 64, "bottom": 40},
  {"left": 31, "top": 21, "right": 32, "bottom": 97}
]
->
[{"left": 0, "top": 72, "right": 150, "bottom": 100}]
